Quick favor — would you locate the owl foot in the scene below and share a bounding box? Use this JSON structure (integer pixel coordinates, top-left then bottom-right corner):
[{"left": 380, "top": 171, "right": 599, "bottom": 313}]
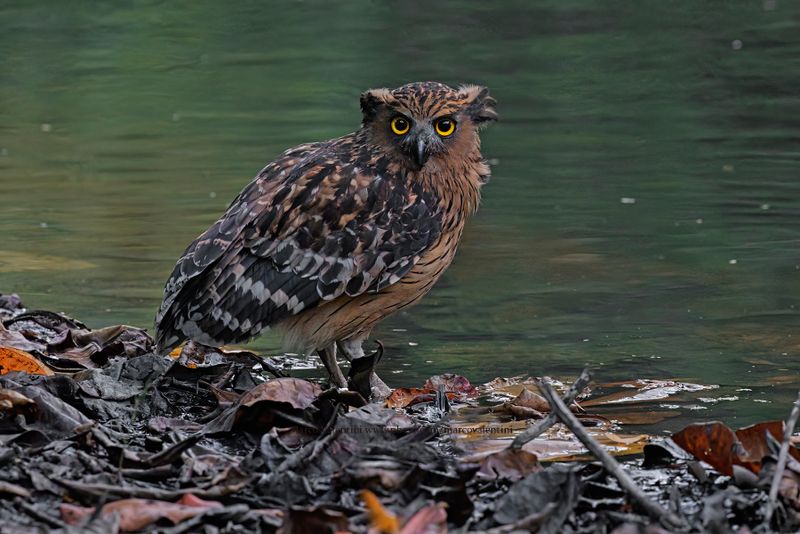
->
[
  {"left": 368, "top": 372, "right": 392, "bottom": 401},
  {"left": 341, "top": 339, "right": 391, "bottom": 401},
  {"left": 318, "top": 344, "right": 347, "bottom": 388}
]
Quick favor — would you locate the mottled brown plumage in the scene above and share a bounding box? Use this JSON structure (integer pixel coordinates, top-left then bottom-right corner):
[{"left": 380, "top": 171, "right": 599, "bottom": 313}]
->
[{"left": 155, "top": 81, "right": 497, "bottom": 394}]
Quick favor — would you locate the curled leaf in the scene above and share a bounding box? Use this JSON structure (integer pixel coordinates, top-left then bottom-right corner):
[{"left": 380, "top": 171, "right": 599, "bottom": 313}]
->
[
  {"left": 507, "top": 388, "right": 550, "bottom": 419},
  {"left": 0, "top": 388, "right": 34, "bottom": 412},
  {"left": 0, "top": 346, "right": 53, "bottom": 375}
]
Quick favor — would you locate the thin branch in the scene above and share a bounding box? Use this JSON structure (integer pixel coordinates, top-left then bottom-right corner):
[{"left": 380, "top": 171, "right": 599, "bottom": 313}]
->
[
  {"left": 54, "top": 477, "right": 251, "bottom": 501},
  {"left": 510, "top": 368, "right": 592, "bottom": 450},
  {"left": 765, "top": 389, "right": 800, "bottom": 524},
  {"left": 17, "top": 500, "right": 68, "bottom": 529},
  {"left": 538, "top": 378, "right": 685, "bottom": 530}
]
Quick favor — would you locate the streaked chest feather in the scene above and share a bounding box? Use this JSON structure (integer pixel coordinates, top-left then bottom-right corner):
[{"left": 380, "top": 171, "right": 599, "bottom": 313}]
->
[{"left": 277, "top": 223, "right": 465, "bottom": 350}]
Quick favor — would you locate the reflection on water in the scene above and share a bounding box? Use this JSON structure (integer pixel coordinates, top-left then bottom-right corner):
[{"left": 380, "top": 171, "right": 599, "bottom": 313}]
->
[{"left": 1, "top": 1, "right": 799, "bottom": 429}]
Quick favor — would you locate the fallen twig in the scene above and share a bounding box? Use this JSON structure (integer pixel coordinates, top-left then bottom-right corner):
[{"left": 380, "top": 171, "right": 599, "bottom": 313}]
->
[
  {"left": 17, "top": 499, "right": 68, "bottom": 529},
  {"left": 765, "top": 389, "right": 800, "bottom": 524},
  {"left": 120, "top": 464, "right": 179, "bottom": 481},
  {"left": 510, "top": 368, "right": 592, "bottom": 450},
  {"left": 54, "top": 477, "right": 251, "bottom": 501},
  {"left": 538, "top": 377, "right": 685, "bottom": 530},
  {"left": 140, "top": 433, "right": 203, "bottom": 467}
]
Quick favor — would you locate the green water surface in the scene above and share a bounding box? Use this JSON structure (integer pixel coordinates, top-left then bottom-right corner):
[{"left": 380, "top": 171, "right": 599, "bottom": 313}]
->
[{"left": 2, "top": 1, "right": 800, "bottom": 429}]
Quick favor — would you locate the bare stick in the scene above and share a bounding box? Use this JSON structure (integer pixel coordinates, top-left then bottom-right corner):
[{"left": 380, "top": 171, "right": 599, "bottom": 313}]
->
[
  {"left": 765, "top": 390, "right": 800, "bottom": 524},
  {"left": 538, "top": 378, "right": 684, "bottom": 530},
  {"left": 54, "top": 478, "right": 251, "bottom": 501},
  {"left": 18, "top": 500, "right": 68, "bottom": 529},
  {"left": 510, "top": 368, "right": 592, "bottom": 450}
]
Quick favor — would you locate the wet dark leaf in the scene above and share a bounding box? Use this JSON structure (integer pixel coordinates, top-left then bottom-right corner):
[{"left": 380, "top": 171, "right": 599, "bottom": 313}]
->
[
  {"left": 204, "top": 377, "right": 322, "bottom": 434},
  {"left": 0, "top": 322, "right": 44, "bottom": 353},
  {"left": 0, "top": 375, "right": 92, "bottom": 441},
  {"left": 494, "top": 463, "right": 582, "bottom": 530},
  {"left": 641, "top": 439, "right": 694, "bottom": 468},
  {"left": 279, "top": 506, "right": 349, "bottom": 534},
  {"left": 4, "top": 310, "right": 87, "bottom": 344},
  {"left": 47, "top": 324, "right": 154, "bottom": 368}
]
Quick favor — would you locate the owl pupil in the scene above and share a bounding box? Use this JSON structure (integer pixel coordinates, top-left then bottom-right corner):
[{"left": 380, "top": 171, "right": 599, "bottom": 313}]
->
[{"left": 391, "top": 117, "right": 410, "bottom": 135}]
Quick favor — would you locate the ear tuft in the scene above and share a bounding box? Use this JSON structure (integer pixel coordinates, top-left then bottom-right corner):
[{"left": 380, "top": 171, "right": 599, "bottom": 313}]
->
[
  {"left": 459, "top": 84, "right": 497, "bottom": 126},
  {"left": 360, "top": 88, "right": 394, "bottom": 121}
]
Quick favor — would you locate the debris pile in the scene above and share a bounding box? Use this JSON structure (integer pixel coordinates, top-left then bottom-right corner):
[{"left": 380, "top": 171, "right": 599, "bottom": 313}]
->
[{"left": 1, "top": 293, "right": 800, "bottom": 532}]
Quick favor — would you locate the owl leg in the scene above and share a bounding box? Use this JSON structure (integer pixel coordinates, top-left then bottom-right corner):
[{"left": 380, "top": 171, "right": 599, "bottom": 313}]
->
[
  {"left": 338, "top": 337, "right": 391, "bottom": 400},
  {"left": 318, "top": 344, "right": 347, "bottom": 388}
]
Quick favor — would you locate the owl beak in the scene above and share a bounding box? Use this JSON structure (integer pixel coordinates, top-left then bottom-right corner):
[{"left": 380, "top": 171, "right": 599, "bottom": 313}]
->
[{"left": 415, "top": 138, "right": 429, "bottom": 167}]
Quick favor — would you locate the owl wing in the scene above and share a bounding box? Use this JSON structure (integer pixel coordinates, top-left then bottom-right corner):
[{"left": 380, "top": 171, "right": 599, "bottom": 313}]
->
[{"left": 154, "top": 140, "right": 443, "bottom": 351}]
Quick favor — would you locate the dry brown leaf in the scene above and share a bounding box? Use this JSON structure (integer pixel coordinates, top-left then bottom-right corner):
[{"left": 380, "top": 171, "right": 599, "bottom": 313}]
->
[
  {"left": 671, "top": 421, "right": 740, "bottom": 476},
  {"left": 0, "top": 346, "right": 53, "bottom": 376},
  {"left": 475, "top": 448, "right": 541, "bottom": 480},
  {"left": 671, "top": 420, "right": 799, "bottom": 476},
  {"left": 400, "top": 503, "right": 448, "bottom": 534},
  {"left": 506, "top": 387, "right": 550, "bottom": 419},
  {"left": 60, "top": 495, "right": 223, "bottom": 532}
]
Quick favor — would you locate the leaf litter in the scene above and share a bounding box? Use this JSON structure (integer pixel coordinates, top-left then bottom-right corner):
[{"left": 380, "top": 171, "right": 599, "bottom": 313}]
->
[{"left": 2, "top": 293, "right": 800, "bottom": 532}]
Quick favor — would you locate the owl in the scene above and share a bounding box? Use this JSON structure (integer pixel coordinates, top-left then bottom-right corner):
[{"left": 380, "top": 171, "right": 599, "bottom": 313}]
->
[{"left": 154, "top": 81, "right": 497, "bottom": 398}]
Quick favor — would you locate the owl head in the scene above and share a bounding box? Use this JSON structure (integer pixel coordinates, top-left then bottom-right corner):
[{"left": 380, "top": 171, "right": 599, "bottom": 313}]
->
[{"left": 360, "top": 81, "right": 497, "bottom": 169}]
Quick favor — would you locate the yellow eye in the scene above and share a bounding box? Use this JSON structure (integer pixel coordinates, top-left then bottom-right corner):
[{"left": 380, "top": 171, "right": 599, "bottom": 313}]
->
[
  {"left": 390, "top": 116, "right": 410, "bottom": 135},
  {"left": 435, "top": 118, "right": 456, "bottom": 137}
]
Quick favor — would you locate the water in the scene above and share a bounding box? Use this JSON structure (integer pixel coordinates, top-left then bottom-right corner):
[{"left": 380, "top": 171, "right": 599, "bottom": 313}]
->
[{"left": 2, "top": 1, "right": 799, "bottom": 430}]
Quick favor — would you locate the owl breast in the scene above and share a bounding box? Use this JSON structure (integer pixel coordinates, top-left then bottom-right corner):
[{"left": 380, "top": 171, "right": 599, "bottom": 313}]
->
[{"left": 276, "top": 222, "right": 465, "bottom": 351}]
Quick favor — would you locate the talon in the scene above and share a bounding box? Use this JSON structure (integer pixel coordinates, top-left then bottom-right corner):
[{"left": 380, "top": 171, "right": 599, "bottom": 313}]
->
[{"left": 372, "top": 340, "right": 384, "bottom": 363}]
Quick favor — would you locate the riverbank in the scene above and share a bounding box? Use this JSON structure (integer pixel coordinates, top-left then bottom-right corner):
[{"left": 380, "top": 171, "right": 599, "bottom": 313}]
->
[{"left": 1, "top": 293, "right": 798, "bottom": 533}]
